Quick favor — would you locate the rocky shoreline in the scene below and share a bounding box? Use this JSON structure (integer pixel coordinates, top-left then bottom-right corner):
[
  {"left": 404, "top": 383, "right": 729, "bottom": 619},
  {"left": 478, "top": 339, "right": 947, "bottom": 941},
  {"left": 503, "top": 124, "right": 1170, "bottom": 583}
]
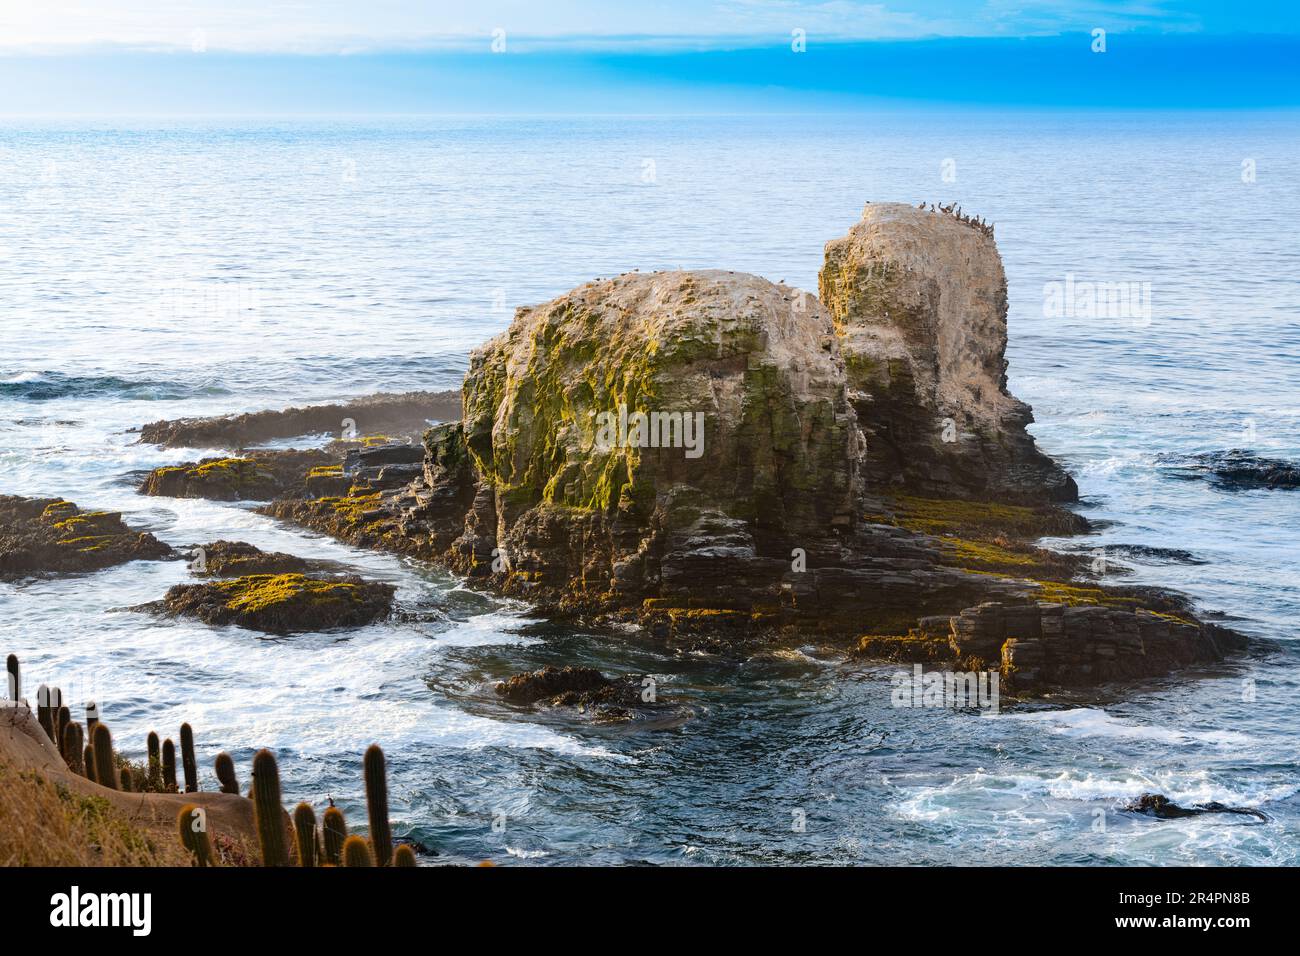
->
[{"left": 3, "top": 203, "right": 1251, "bottom": 696}]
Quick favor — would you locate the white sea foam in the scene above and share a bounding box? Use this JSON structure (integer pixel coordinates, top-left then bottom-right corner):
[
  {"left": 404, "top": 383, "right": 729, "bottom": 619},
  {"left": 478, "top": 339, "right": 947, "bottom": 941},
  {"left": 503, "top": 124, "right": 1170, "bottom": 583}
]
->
[{"left": 996, "top": 707, "right": 1252, "bottom": 747}]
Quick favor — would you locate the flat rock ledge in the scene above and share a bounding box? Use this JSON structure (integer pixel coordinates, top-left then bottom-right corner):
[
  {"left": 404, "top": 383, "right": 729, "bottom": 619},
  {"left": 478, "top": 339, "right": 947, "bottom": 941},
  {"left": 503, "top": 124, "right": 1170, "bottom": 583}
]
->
[
  {"left": 1, "top": 495, "right": 174, "bottom": 580},
  {"left": 254, "top": 204, "right": 1248, "bottom": 695},
  {"left": 139, "top": 449, "right": 334, "bottom": 501},
  {"left": 136, "top": 390, "right": 460, "bottom": 450}
]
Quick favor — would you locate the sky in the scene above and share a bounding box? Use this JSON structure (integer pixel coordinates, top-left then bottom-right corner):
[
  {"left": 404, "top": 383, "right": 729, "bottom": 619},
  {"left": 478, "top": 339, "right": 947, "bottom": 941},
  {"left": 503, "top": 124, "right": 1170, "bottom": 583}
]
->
[{"left": 0, "top": 1, "right": 1295, "bottom": 112}]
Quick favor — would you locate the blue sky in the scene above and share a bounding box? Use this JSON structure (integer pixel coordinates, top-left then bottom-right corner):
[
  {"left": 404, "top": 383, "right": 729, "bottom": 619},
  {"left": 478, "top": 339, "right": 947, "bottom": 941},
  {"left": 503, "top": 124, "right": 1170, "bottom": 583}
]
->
[{"left": 0, "top": 2, "right": 1295, "bottom": 112}]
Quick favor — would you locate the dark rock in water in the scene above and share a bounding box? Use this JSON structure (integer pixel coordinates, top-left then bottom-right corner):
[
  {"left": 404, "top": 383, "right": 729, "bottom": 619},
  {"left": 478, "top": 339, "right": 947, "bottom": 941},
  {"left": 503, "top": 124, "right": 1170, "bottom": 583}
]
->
[
  {"left": 496, "top": 665, "right": 651, "bottom": 721},
  {"left": 185, "top": 540, "right": 320, "bottom": 577},
  {"left": 136, "top": 390, "right": 460, "bottom": 449},
  {"left": 1125, "top": 793, "right": 1268, "bottom": 822},
  {"left": 151, "top": 573, "right": 395, "bottom": 635},
  {"left": 139, "top": 449, "right": 335, "bottom": 501},
  {"left": 0, "top": 495, "right": 174, "bottom": 580},
  {"left": 1161, "top": 450, "right": 1300, "bottom": 491},
  {"left": 1104, "top": 544, "right": 1208, "bottom": 565}
]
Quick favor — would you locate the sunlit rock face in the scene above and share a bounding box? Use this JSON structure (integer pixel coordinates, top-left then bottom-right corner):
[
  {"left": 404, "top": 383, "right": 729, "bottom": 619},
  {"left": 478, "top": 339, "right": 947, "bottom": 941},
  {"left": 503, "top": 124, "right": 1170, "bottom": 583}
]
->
[
  {"left": 820, "top": 202, "right": 1077, "bottom": 503},
  {"left": 451, "top": 268, "right": 868, "bottom": 606}
]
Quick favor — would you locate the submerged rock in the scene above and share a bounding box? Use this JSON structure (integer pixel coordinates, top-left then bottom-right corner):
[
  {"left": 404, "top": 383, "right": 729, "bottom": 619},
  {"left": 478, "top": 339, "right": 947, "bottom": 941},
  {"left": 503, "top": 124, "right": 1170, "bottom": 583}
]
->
[
  {"left": 153, "top": 573, "right": 395, "bottom": 634},
  {"left": 136, "top": 390, "right": 460, "bottom": 449},
  {"left": 0, "top": 495, "right": 174, "bottom": 580},
  {"left": 495, "top": 665, "right": 653, "bottom": 721},
  {"left": 139, "top": 449, "right": 335, "bottom": 501},
  {"left": 1161, "top": 450, "right": 1300, "bottom": 491},
  {"left": 1125, "top": 793, "right": 1268, "bottom": 822}
]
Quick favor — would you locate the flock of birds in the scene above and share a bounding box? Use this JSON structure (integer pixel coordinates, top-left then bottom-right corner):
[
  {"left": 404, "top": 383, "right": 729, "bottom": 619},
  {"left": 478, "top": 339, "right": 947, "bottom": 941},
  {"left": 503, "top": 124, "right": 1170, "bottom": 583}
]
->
[{"left": 916, "top": 201, "right": 996, "bottom": 238}]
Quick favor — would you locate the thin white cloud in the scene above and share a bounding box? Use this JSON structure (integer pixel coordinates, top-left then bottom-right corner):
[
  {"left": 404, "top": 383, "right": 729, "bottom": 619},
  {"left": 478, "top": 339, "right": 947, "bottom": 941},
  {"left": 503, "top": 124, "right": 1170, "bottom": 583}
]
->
[{"left": 0, "top": 0, "right": 1200, "bottom": 54}]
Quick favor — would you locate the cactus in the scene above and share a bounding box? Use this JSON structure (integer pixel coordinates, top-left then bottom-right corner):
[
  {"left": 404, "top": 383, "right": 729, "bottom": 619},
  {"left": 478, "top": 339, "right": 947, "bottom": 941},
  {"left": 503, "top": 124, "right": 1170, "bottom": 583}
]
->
[
  {"left": 342, "top": 835, "right": 373, "bottom": 867},
  {"left": 180, "top": 722, "right": 198, "bottom": 792},
  {"left": 393, "top": 844, "right": 417, "bottom": 867},
  {"left": 363, "top": 743, "right": 393, "bottom": 866},
  {"left": 162, "top": 738, "right": 178, "bottom": 792},
  {"left": 120, "top": 766, "right": 133, "bottom": 792},
  {"left": 146, "top": 732, "right": 163, "bottom": 790},
  {"left": 293, "top": 803, "right": 317, "bottom": 867},
  {"left": 56, "top": 706, "right": 70, "bottom": 751},
  {"left": 214, "top": 752, "right": 239, "bottom": 794},
  {"left": 5, "top": 653, "right": 18, "bottom": 701},
  {"left": 61, "top": 722, "right": 84, "bottom": 774},
  {"left": 83, "top": 745, "right": 95, "bottom": 782},
  {"left": 36, "top": 685, "right": 53, "bottom": 740},
  {"left": 251, "top": 749, "right": 288, "bottom": 867},
  {"left": 92, "top": 723, "right": 117, "bottom": 790},
  {"left": 322, "top": 806, "right": 347, "bottom": 865},
  {"left": 85, "top": 701, "right": 99, "bottom": 737},
  {"left": 177, "top": 804, "right": 214, "bottom": 867}
]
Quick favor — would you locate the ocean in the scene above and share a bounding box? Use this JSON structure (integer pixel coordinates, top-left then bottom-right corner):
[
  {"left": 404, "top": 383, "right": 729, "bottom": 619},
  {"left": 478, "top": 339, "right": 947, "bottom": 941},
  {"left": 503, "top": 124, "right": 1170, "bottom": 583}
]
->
[{"left": 1, "top": 112, "right": 1297, "bottom": 864}]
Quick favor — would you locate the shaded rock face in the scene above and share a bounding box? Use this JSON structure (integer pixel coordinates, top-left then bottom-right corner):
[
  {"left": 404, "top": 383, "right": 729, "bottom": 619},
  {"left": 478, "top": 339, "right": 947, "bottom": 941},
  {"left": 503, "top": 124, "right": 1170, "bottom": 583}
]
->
[
  {"left": 820, "top": 203, "right": 1077, "bottom": 503},
  {"left": 853, "top": 598, "right": 1246, "bottom": 693},
  {"left": 0, "top": 496, "right": 174, "bottom": 580},
  {"left": 153, "top": 573, "right": 395, "bottom": 635},
  {"left": 966, "top": 600, "right": 1246, "bottom": 693}
]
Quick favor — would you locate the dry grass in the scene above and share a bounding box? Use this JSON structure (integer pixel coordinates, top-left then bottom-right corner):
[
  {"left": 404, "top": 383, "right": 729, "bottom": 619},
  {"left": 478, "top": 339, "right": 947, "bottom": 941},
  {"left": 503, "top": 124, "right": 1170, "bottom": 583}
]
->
[{"left": 0, "top": 758, "right": 191, "bottom": 866}]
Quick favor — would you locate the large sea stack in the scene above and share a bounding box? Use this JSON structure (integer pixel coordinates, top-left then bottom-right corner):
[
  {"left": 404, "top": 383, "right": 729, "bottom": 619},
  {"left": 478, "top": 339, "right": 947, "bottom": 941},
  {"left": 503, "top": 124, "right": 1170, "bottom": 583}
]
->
[{"left": 262, "top": 203, "right": 1245, "bottom": 693}]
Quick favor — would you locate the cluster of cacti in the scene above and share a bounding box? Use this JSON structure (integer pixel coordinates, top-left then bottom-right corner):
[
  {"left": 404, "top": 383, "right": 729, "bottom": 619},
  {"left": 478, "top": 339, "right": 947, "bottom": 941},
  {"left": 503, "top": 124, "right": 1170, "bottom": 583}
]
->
[
  {"left": 244, "top": 744, "right": 417, "bottom": 868},
  {"left": 6, "top": 654, "right": 427, "bottom": 869}
]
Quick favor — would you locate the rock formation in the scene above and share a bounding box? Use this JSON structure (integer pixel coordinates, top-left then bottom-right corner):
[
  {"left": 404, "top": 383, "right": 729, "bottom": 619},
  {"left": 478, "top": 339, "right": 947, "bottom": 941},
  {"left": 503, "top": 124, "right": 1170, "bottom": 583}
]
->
[
  {"left": 148, "top": 574, "right": 395, "bottom": 635},
  {"left": 820, "top": 203, "right": 1076, "bottom": 502},
  {"left": 183, "top": 540, "right": 323, "bottom": 577},
  {"left": 495, "top": 665, "right": 658, "bottom": 721},
  {"left": 1, "top": 496, "right": 174, "bottom": 580},
  {"left": 140, "top": 449, "right": 335, "bottom": 501},
  {"left": 255, "top": 204, "right": 1245, "bottom": 693}
]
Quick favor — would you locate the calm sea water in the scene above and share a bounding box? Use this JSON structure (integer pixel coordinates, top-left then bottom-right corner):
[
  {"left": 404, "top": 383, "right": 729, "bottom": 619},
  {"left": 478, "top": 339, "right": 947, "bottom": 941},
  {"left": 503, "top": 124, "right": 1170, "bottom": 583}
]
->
[{"left": 1, "top": 114, "right": 1297, "bottom": 865}]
